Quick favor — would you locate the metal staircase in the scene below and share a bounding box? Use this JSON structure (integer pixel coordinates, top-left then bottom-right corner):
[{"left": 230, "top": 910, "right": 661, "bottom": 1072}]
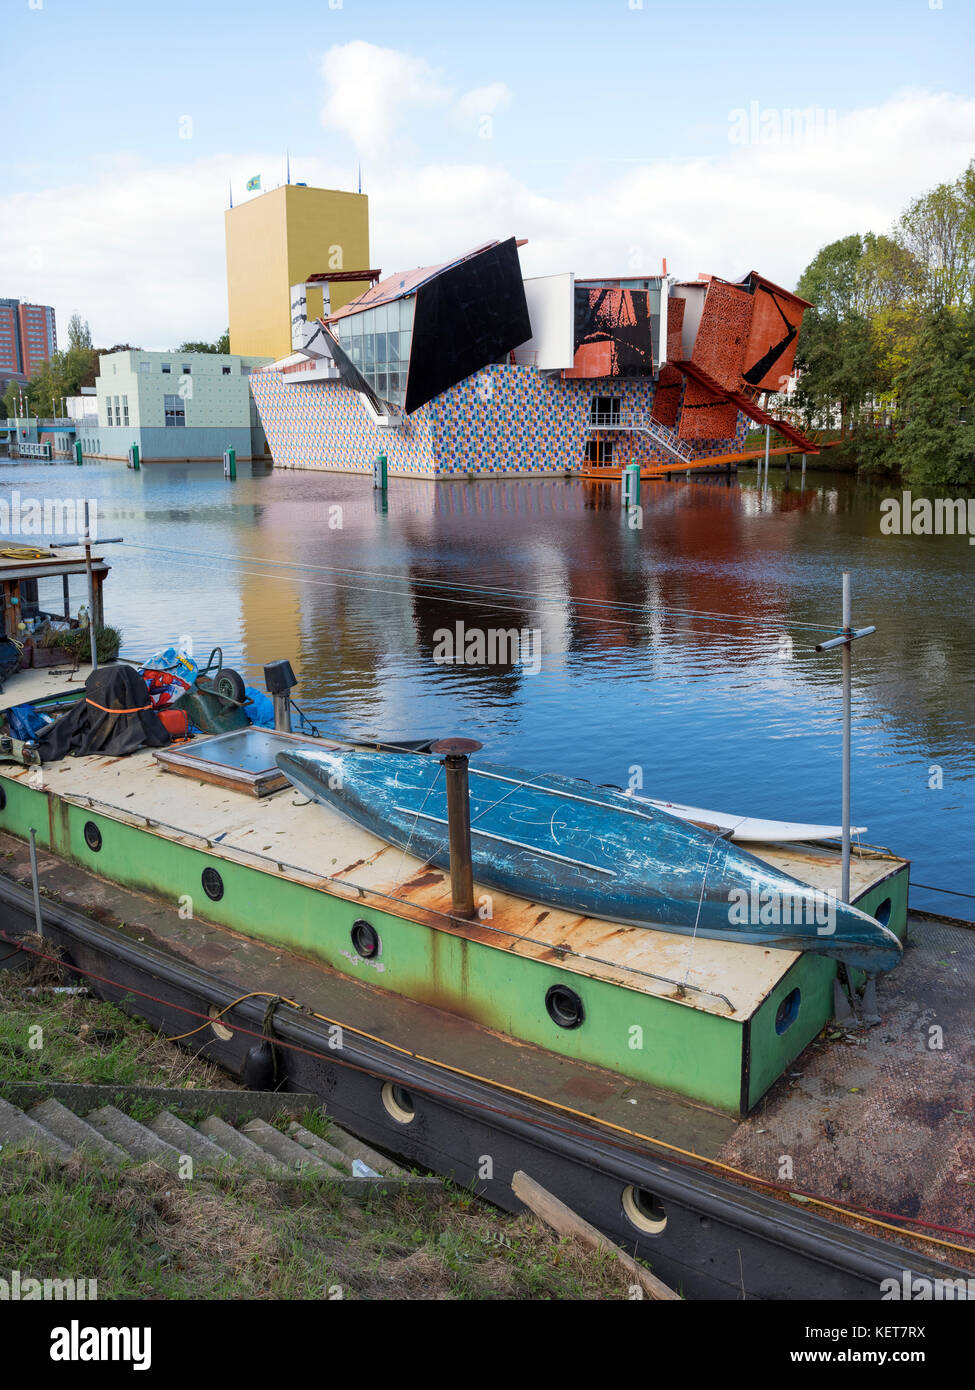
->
[{"left": 587, "top": 411, "right": 695, "bottom": 464}]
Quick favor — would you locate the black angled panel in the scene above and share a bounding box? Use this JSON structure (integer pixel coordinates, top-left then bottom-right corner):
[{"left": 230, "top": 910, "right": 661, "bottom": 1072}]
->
[{"left": 404, "top": 238, "right": 531, "bottom": 414}]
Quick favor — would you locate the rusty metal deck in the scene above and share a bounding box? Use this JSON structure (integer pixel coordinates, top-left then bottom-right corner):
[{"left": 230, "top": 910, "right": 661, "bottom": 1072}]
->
[
  {"left": 0, "top": 736, "right": 906, "bottom": 1024},
  {"left": 720, "top": 911, "right": 975, "bottom": 1250}
]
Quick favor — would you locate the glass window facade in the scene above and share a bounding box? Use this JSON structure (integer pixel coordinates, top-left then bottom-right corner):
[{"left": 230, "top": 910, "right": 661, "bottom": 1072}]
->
[{"left": 333, "top": 296, "right": 415, "bottom": 407}]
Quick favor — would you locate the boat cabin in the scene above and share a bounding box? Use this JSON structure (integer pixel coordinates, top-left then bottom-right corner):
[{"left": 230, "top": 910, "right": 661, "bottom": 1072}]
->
[{"left": 0, "top": 546, "right": 110, "bottom": 641}]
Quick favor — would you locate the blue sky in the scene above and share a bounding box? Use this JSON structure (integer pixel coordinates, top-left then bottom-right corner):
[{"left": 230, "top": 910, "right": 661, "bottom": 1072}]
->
[{"left": 4, "top": 0, "right": 974, "bottom": 346}]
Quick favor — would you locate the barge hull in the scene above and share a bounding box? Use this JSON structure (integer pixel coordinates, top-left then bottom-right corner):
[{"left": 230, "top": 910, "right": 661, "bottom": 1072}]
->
[{"left": 0, "top": 850, "right": 966, "bottom": 1301}]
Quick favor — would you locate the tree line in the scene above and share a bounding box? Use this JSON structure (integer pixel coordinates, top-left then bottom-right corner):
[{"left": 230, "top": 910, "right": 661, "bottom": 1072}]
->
[{"left": 791, "top": 157, "right": 975, "bottom": 488}]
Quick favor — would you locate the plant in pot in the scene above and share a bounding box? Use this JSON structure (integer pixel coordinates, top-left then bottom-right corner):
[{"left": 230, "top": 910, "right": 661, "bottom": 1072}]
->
[{"left": 38, "top": 624, "right": 123, "bottom": 666}]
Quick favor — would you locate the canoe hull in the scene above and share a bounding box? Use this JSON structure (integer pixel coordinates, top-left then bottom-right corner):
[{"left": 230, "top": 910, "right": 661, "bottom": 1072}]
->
[{"left": 276, "top": 749, "right": 902, "bottom": 973}]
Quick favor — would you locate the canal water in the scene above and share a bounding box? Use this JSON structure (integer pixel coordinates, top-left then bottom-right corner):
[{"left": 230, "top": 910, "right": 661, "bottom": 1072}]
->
[{"left": 4, "top": 457, "right": 973, "bottom": 919}]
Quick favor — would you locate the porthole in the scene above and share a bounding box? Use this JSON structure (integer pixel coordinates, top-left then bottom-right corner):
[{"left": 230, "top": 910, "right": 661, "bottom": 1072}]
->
[
  {"left": 874, "top": 898, "right": 892, "bottom": 926},
  {"left": 774, "top": 987, "right": 801, "bottom": 1035},
  {"left": 621, "top": 1185, "right": 668, "bottom": 1235},
  {"left": 545, "top": 983, "right": 585, "bottom": 1030},
  {"left": 381, "top": 1081, "right": 416, "bottom": 1124},
  {"left": 207, "top": 1005, "right": 233, "bottom": 1042},
  {"left": 202, "top": 867, "right": 224, "bottom": 901},
  {"left": 83, "top": 821, "right": 102, "bottom": 852},
  {"left": 351, "top": 919, "right": 381, "bottom": 959}
]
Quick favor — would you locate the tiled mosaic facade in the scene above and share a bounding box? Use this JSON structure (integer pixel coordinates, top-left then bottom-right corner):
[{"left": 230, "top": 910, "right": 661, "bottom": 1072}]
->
[{"left": 249, "top": 362, "right": 748, "bottom": 477}]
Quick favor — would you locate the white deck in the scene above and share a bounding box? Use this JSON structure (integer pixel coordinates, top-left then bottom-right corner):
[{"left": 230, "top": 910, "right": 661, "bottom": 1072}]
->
[{"left": 0, "top": 668, "right": 907, "bottom": 1023}]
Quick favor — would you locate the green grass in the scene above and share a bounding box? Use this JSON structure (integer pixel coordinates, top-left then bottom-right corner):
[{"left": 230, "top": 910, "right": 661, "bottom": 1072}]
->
[
  {"left": 0, "top": 1151, "right": 635, "bottom": 1300},
  {"left": 0, "top": 952, "right": 228, "bottom": 1091},
  {"left": 0, "top": 958, "right": 662, "bottom": 1300}
]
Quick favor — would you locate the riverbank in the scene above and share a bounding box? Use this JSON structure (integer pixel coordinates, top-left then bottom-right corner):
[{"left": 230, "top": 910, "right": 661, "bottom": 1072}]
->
[{"left": 0, "top": 954, "right": 645, "bottom": 1300}]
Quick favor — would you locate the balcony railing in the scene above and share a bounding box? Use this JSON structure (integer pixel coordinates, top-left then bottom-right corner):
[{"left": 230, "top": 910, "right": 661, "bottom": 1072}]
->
[{"left": 587, "top": 411, "right": 694, "bottom": 462}]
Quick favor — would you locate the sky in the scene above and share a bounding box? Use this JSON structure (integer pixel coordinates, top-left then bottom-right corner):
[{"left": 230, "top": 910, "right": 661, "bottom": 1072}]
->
[{"left": 3, "top": 0, "right": 975, "bottom": 349}]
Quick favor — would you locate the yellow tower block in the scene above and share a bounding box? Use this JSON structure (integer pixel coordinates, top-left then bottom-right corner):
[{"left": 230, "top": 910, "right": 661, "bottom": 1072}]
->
[{"left": 225, "top": 184, "right": 371, "bottom": 361}]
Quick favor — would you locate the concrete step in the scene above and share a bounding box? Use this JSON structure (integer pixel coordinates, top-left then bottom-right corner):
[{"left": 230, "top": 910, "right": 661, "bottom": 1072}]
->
[
  {"left": 239, "top": 1118, "right": 342, "bottom": 1176},
  {"left": 85, "top": 1106, "right": 182, "bottom": 1172},
  {"left": 197, "top": 1116, "right": 290, "bottom": 1176},
  {"left": 148, "top": 1111, "right": 235, "bottom": 1169},
  {"left": 315, "top": 1119, "right": 408, "bottom": 1178},
  {"left": 28, "top": 1098, "right": 127, "bottom": 1166},
  {"left": 285, "top": 1121, "right": 353, "bottom": 1174},
  {"left": 0, "top": 1097, "right": 72, "bottom": 1158}
]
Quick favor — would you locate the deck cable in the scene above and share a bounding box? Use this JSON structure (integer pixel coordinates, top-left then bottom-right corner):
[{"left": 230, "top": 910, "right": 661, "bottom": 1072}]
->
[
  {"left": 911, "top": 882, "right": 975, "bottom": 902},
  {"left": 2, "top": 923, "right": 974, "bottom": 1261}
]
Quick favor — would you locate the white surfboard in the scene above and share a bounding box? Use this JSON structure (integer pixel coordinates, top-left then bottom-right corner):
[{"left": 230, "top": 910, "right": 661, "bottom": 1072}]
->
[{"left": 634, "top": 795, "right": 866, "bottom": 844}]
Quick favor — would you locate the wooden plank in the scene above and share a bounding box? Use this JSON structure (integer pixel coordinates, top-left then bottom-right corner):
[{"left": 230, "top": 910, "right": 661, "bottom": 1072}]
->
[{"left": 511, "top": 1169, "right": 681, "bottom": 1300}]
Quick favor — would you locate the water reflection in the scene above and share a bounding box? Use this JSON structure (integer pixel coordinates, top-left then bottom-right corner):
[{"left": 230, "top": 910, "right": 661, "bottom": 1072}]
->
[{"left": 3, "top": 457, "right": 972, "bottom": 917}]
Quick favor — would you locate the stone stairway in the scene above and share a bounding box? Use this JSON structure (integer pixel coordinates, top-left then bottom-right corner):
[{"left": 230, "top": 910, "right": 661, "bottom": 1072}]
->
[{"left": 0, "top": 1089, "right": 426, "bottom": 1191}]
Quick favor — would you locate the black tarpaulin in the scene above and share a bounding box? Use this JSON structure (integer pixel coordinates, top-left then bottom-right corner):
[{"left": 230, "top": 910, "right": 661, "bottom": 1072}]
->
[{"left": 37, "top": 665, "right": 170, "bottom": 762}]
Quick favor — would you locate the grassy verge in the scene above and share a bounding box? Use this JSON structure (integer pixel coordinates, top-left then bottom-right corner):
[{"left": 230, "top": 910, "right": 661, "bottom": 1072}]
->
[
  {"left": 0, "top": 951, "right": 229, "bottom": 1091},
  {"left": 0, "top": 959, "right": 660, "bottom": 1300},
  {"left": 0, "top": 1153, "right": 638, "bottom": 1300}
]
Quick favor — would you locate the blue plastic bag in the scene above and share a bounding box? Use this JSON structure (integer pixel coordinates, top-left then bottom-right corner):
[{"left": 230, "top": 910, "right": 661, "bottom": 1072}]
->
[{"left": 8, "top": 704, "right": 51, "bottom": 741}]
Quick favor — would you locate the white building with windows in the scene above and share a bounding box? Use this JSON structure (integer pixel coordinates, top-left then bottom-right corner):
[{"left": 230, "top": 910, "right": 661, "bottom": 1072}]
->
[{"left": 76, "top": 349, "right": 270, "bottom": 462}]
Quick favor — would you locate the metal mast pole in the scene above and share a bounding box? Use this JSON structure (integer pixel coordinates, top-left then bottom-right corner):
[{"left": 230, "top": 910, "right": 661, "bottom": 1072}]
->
[
  {"left": 814, "top": 575, "right": 874, "bottom": 905},
  {"left": 841, "top": 571, "right": 852, "bottom": 902},
  {"left": 84, "top": 500, "right": 97, "bottom": 671}
]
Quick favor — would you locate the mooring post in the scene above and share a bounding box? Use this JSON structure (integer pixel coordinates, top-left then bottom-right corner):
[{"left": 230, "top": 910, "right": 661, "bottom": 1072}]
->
[
  {"left": 763, "top": 424, "right": 770, "bottom": 490},
  {"left": 28, "top": 827, "right": 44, "bottom": 939},
  {"left": 75, "top": 439, "right": 83, "bottom": 466},
  {"left": 224, "top": 445, "right": 237, "bottom": 481},
  {"left": 431, "top": 737, "right": 483, "bottom": 919},
  {"left": 373, "top": 451, "right": 388, "bottom": 491},
  {"left": 621, "top": 463, "right": 640, "bottom": 509}
]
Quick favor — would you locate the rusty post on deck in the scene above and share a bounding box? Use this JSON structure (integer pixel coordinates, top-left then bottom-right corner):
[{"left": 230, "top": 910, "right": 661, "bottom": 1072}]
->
[{"left": 431, "top": 737, "right": 483, "bottom": 918}]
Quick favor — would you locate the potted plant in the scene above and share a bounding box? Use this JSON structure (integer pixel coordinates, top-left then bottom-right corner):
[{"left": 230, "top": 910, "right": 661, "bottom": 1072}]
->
[{"left": 37, "top": 623, "right": 123, "bottom": 666}]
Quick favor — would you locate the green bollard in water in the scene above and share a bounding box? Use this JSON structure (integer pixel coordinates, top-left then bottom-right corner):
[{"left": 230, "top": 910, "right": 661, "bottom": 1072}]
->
[{"left": 224, "top": 445, "right": 237, "bottom": 480}]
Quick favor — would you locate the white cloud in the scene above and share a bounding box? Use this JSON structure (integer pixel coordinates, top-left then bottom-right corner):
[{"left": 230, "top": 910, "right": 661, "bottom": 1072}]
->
[
  {"left": 2, "top": 88, "right": 973, "bottom": 349},
  {"left": 456, "top": 82, "right": 512, "bottom": 119},
  {"left": 320, "top": 41, "right": 452, "bottom": 157}
]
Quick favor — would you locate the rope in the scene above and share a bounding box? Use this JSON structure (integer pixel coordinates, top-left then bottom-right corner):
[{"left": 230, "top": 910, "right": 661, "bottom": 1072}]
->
[
  {"left": 912, "top": 882, "right": 975, "bottom": 902},
  {"left": 84, "top": 698, "right": 153, "bottom": 714}
]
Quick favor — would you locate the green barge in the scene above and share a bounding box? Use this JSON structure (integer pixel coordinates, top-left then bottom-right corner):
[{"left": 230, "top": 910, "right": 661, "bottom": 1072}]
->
[{"left": 0, "top": 662, "right": 907, "bottom": 1118}]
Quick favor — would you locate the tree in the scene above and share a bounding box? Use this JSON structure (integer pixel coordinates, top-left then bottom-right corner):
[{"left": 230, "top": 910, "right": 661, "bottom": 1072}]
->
[
  {"left": 175, "top": 329, "right": 230, "bottom": 354},
  {"left": 891, "top": 306, "right": 975, "bottom": 489},
  {"left": 895, "top": 162, "right": 975, "bottom": 311},
  {"left": 794, "top": 236, "right": 878, "bottom": 434},
  {"left": 67, "top": 313, "right": 93, "bottom": 351},
  {"left": 857, "top": 234, "right": 924, "bottom": 397}
]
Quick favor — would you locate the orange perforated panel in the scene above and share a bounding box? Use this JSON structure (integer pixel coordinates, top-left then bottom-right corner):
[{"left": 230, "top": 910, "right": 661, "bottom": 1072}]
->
[
  {"left": 666, "top": 295, "right": 685, "bottom": 363},
  {"left": 741, "top": 283, "right": 804, "bottom": 391},
  {"left": 677, "top": 377, "right": 738, "bottom": 439},
  {"left": 651, "top": 363, "right": 683, "bottom": 426},
  {"left": 690, "top": 280, "right": 751, "bottom": 391}
]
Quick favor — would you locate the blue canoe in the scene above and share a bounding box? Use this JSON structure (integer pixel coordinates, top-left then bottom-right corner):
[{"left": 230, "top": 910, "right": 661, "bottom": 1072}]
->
[{"left": 276, "top": 747, "right": 903, "bottom": 973}]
